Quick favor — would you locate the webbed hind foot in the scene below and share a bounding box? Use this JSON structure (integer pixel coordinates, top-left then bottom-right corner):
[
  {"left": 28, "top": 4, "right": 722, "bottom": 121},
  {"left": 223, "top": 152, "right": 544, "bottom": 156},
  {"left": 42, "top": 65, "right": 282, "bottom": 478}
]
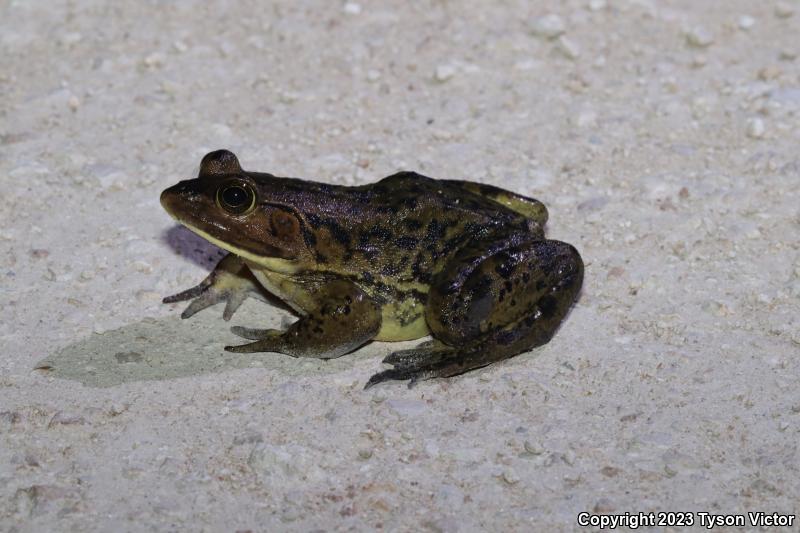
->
[{"left": 364, "top": 341, "right": 477, "bottom": 389}]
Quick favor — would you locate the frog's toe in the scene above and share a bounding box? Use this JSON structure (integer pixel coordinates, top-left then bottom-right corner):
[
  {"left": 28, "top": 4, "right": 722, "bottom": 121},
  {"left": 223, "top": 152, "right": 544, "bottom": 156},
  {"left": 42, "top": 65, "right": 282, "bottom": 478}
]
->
[
  {"left": 366, "top": 342, "right": 460, "bottom": 388},
  {"left": 364, "top": 369, "right": 406, "bottom": 389},
  {"left": 224, "top": 339, "right": 286, "bottom": 354},
  {"left": 222, "top": 292, "right": 248, "bottom": 321},
  {"left": 162, "top": 278, "right": 213, "bottom": 304},
  {"left": 230, "top": 326, "right": 281, "bottom": 340},
  {"left": 178, "top": 290, "right": 229, "bottom": 319},
  {"left": 364, "top": 367, "right": 438, "bottom": 389}
]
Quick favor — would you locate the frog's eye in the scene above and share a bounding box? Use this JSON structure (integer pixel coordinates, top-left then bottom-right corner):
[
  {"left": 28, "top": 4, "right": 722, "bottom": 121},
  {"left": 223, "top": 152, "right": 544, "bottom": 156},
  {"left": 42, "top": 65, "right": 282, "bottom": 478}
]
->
[{"left": 216, "top": 182, "right": 255, "bottom": 215}]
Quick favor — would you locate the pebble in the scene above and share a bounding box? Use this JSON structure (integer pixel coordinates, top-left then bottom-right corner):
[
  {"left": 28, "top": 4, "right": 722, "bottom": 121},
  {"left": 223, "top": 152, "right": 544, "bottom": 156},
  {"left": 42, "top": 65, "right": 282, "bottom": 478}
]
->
[
  {"left": 366, "top": 69, "right": 381, "bottom": 82},
  {"left": 59, "top": 32, "right": 83, "bottom": 47},
  {"left": 133, "top": 260, "right": 152, "bottom": 274},
  {"left": 738, "top": 15, "right": 755, "bottom": 30},
  {"left": 529, "top": 14, "right": 566, "bottom": 39},
  {"left": 343, "top": 2, "right": 361, "bottom": 15},
  {"left": 107, "top": 403, "right": 129, "bottom": 416},
  {"left": 357, "top": 449, "right": 373, "bottom": 460},
  {"left": 514, "top": 59, "right": 541, "bottom": 71},
  {"left": 575, "top": 109, "right": 597, "bottom": 129},
  {"left": 386, "top": 398, "right": 428, "bottom": 417},
  {"left": 685, "top": 26, "right": 714, "bottom": 48},
  {"left": 142, "top": 52, "right": 166, "bottom": 68},
  {"left": 48, "top": 411, "right": 86, "bottom": 427},
  {"left": 523, "top": 440, "right": 545, "bottom": 455},
  {"left": 594, "top": 499, "right": 616, "bottom": 513},
  {"left": 746, "top": 117, "right": 765, "bottom": 138},
  {"left": 434, "top": 64, "right": 457, "bottom": 83},
  {"left": 588, "top": 0, "right": 606, "bottom": 11},
  {"left": 758, "top": 65, "right": 782, "bottom": 80},
  {"left": 233, "top": 431, "right": 264, "bottom": 445},
  {"left": 775, "top": 2, "right": 795, "bottom": 18},
  {"left": 371, "top": 390, "right": 387, "bottom": 403},
  {"left": 556, "top": 36, "right": 581, "bottom": 59},
  {"left": 436, "top": 484, "right": 463, "bottom": 505},
  {"left": 779, "top": 49, "right": 797, "bottom": 60},
  {"left": 0, "top": 410, "right": 21, "bottom": 428},
  {"left": 501, "top": 469, "right": 521, "bottom": 485}
]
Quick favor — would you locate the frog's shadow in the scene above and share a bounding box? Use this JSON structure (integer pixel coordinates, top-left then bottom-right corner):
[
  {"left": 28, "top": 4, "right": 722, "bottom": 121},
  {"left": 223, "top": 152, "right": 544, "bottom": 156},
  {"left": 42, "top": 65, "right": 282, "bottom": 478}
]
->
[
  {"left": 34, "top": 307, "right": 390, "bottom": 388},
  {"left": 162, "top": 225, "right": 226, "bottom": 270}
]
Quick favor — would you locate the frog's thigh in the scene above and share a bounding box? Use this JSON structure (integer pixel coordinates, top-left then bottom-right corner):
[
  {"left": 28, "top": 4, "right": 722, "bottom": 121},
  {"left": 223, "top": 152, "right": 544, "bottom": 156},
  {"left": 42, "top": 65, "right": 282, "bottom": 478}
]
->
[
  {"left": 367, "top": 240, "right": 583, "bottom": 387},
  {"left": 427, "top": 239, "right": 583, "bottom": 349},
  {"left": 225, "top": 279, "right": 382, "bottom": 359}
]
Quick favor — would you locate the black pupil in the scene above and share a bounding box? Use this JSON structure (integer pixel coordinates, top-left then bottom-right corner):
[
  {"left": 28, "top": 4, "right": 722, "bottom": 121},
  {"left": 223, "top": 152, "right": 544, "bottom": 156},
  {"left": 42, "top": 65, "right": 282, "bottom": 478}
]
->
[{"left": 222, "top": 186, "right": 247, "bottom": 207}]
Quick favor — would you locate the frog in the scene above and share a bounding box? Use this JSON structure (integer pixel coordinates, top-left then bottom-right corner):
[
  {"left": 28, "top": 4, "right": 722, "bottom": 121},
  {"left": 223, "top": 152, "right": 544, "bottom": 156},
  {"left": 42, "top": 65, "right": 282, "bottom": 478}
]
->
[{"left": 160, "top": 150, "right": 583, "bottom": 388}]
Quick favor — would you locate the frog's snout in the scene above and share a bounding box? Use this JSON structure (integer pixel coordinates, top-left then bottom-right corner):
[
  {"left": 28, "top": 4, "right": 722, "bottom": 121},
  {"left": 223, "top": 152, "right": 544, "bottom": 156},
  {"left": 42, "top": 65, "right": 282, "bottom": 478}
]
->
[{"left": 160, "top": 180, "right": 201, "bottom": 219}]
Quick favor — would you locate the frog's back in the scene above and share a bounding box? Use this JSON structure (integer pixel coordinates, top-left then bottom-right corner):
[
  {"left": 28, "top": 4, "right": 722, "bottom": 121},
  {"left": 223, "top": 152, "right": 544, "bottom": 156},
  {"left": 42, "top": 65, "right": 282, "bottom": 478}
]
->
[
  {"left": 368, "top": 171, "right": 547, "bottom": 223},
  {"left": 335, "top": 172, "right": 538, "bottom": 284}
]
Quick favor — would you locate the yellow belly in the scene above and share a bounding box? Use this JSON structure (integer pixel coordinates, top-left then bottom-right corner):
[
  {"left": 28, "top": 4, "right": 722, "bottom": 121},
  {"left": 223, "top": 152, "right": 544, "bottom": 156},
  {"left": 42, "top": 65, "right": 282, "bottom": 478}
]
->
[
  {"left": 247, "top": 262, "right": 429, "bottom": 342},
  {"left": 375, "top": 298, "right": 430, "bottom": 341}
]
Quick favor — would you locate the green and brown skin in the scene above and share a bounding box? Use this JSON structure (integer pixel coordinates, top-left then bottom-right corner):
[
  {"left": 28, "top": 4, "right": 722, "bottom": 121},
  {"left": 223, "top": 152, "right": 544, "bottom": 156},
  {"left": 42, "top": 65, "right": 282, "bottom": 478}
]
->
[{"left": 161, "top": 150, "right": 583, "bottom": 387}]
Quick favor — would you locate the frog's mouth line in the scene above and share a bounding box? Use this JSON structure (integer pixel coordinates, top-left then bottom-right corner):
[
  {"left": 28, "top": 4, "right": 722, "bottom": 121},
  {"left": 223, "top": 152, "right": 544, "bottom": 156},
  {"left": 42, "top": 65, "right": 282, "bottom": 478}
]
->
[{"left": 170, "top": 219, "right": 302, "bottom": 275}]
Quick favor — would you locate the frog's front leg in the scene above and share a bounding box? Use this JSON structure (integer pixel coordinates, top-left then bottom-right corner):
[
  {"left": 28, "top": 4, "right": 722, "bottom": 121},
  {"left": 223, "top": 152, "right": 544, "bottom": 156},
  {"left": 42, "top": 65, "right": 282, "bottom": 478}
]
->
[
  {"left": 366, "top": 237, "right": 583, "bottom": 388},
  {"left": 225, "top": 280, "right": 382, "bottom": 359},
  {"left": 163, "top": 253, "right": 266, "bottom": 320}
]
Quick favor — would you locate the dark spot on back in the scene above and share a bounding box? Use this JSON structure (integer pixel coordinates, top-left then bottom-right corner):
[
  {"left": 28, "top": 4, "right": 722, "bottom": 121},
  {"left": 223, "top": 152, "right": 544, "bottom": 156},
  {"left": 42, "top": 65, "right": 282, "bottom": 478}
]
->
[
  {"left": 495, "top": 258, "right": 515, "bottom": 279},
  {"left": 539, "top": 295, "right": 558, "bottom": 319},
  {"left": 302, "top": 227, "right": 317, "bottom": 247},
  {"left": 424, "top": 220, "right": 446, "bottom": 242},
  {"left": 394, "top": 236, "right": 419, "bottom": 251},
  {"left": 326, "top": 221, "right": 351, "bottom": 246},
  {"left": 307, "top": 213, "right": 322, "bottom": 229},
  {"left": 404, "top": 218, "right": 423, "bottom": 231}
]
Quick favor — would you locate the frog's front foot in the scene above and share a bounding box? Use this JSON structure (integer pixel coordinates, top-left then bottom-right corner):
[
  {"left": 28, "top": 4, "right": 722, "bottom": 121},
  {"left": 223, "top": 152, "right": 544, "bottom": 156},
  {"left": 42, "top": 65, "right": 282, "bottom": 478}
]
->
[{"left": 163, "top": 253, "right": 265, "bottom": 320}]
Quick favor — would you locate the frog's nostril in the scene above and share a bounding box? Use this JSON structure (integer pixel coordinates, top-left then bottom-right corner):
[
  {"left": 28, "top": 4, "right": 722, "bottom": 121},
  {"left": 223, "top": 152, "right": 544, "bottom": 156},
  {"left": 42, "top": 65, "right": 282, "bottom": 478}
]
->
[{"left": 160, "top": 182, "right": 189, "bottom": 211}]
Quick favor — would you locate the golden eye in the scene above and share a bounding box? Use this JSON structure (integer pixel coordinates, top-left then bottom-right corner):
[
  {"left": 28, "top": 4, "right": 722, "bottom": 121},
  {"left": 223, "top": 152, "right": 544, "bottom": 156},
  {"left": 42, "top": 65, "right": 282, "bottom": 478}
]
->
[{"left": 216, "top": 182, "right": 255, "bottom": 214}]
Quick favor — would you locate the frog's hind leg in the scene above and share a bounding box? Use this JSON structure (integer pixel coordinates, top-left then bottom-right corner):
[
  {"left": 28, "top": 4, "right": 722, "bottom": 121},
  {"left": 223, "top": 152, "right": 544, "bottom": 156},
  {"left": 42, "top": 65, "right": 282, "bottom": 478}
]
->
[
  {"left": 366, "top": 239, "right": 583, "bottom": 388},
  {"left": 447, "top": 180, "right": 549, "bottom": 226}
]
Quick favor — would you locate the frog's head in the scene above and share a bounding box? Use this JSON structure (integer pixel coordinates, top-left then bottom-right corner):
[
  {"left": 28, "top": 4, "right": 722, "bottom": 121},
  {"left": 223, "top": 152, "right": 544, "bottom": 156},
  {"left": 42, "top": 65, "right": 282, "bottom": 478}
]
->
[{"left": 161, "top": 150, "right": 313, "bottom": 267}]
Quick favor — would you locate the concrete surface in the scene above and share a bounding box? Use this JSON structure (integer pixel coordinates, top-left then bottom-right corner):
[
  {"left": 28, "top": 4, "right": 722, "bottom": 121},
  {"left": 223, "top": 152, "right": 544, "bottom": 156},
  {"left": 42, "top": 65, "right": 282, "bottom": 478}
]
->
[{"left": 1, "top": 0, "right": 799, "bottom": 531}]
